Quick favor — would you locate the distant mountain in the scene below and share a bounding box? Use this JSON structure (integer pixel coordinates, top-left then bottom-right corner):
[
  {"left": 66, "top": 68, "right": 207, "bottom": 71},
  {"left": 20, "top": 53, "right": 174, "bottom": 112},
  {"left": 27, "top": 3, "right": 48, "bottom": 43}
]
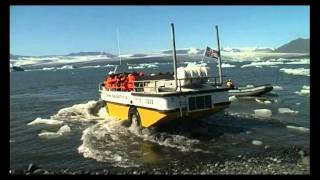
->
[
  {"left": 221, "top": 48, "right": 241, "bottom": 52},
  {"left": 274, "top": 38, "right": 309, "bottom": 53},
  {"left": 67, "top": 51, "right": 116, "bottom": 57},
  {"left": 253, "top": 48, "right": 274, "bottom": 52},
  {"left": 10, "top": 54, "right": 27, "bottom": 59}
]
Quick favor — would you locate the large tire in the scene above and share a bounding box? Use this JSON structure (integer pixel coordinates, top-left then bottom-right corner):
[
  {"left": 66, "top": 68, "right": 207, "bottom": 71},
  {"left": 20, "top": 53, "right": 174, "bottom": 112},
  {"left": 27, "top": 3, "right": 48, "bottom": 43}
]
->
[{"left": 128, "top": 107, "right": 142, "bottom": 128}]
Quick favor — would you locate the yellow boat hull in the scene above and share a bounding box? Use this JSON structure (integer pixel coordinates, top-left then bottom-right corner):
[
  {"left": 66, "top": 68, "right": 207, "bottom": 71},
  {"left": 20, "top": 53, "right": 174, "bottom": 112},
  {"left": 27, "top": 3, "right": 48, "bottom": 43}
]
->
[{"left": 105, "top": 101, "right": 230, "bottom": 128}]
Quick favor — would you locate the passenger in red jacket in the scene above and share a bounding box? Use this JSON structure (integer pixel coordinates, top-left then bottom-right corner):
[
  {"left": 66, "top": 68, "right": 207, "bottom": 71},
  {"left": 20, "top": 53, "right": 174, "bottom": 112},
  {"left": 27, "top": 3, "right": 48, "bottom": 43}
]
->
[
  {"left": 120, "top": 73, "right": 128, "bottom": 91},
  {"left": 127, "top": 73, "right": 136, "bottom": 91}
]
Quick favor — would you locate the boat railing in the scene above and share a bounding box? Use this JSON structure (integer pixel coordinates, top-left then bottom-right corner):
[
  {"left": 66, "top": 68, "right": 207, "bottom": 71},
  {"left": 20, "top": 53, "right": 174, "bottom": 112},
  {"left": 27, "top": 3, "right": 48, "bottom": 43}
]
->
[
  {"left": 99, "top": 75, "right": 226, "bottom": 93},
  {"left": 134, "top": 76, "right": 226, "bottom": 93}
]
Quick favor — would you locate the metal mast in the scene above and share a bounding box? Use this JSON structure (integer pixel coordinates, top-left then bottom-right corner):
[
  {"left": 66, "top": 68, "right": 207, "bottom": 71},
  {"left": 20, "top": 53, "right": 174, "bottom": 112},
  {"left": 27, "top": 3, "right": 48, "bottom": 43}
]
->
[
  {"left": 170, "top": 23, "right": 178, "bottom": 90},
  {"left": 215, "top": 25, "right": 223, "bottom": 86}
]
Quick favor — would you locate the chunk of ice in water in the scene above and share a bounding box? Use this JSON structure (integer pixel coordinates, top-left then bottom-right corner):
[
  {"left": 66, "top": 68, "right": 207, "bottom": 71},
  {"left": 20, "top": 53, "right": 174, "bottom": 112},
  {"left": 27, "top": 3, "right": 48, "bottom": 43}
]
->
[
  {"left": 38, "top": 132, "right": 62, "bottom": 139},
  {"left": 254, "top": 109, "right": 272, "bottom": 118},
  {"left": 229, "top": 96, "right": 237, "bottom": 102},
  {"left": 278, "top": 108, "right": 299, "bottom": 114},
  {"left": 252, "top": 140, "right": 263, "bottom": 146},
  {"left": 264, "top": 100, "right": 272, "bottom": 104},
  {"left": 28, "top": 117, "right": 63, "bottom": 126},
  {"left": 57, "top": 125, "right": 71, "bottom": 134},
  {"left": 38, "top": 125, "right": 71, "bottom": 139},
  {"left": 273, "top": 86, "right": 283, "bottom": 91},
  {"left": 286, "top": 126, "right": 309, "bottom": 132}
]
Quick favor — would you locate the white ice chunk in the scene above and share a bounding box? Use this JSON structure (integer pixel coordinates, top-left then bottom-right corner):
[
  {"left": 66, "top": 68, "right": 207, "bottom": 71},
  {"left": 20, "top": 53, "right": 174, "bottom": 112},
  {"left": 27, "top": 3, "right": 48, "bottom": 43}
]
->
[
  {"left": 273, "top": 86, "right": 283, "bottom": 91},
  {"left": 28, "top": 117, "right": 63, "bottom": 126},
  {"left": 229, "top": 95, "right": 237, "bottom": 102},
  {"left": 217, "top": 63, "right": 236, "bottom": 68},
  {"left": 295, "top": 85, "right": 310, "bottom": 96},
  {"left": 252, "top": 140, "right": 263, "bottom": 146},
  {"left": 286, "top": 126, "right": 309, "bottom": 132},
  {"left": 279, "top": 68, "right": 310, "bottom": 76},
  {"left": 278, "top": 108, "right": 299, "bottom": 114},
  {"left": 254, "top": 109, "right": 272, "bottom": 118},
  {"left": 38, "top": 125, "right": 71, "bottom": 139}
]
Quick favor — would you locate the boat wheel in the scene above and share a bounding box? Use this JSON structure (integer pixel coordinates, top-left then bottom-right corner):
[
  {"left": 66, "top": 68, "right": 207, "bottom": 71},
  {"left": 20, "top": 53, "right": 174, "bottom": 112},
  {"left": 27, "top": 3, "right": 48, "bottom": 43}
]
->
[{"left": 128, "top": 107, "right": 142, "bottom": 129}]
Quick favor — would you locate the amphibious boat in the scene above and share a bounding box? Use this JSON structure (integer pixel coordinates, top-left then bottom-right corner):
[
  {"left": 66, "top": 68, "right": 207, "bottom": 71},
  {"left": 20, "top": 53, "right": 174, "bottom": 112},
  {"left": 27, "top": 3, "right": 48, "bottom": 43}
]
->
[{"left": 99, "top": 24, "right": 231, "bottom": 128}]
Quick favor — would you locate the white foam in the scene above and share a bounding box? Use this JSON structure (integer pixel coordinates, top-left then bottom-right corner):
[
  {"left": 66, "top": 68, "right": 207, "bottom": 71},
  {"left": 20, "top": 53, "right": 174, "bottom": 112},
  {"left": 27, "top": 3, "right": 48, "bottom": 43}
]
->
[
  {"left": 78, "top": 120, "right": 140, "bottom": 167},
  {"left": 28, "top": 117, "right": 63, "bottom": 126},
  {"left": 254, "top": 109, "right": 272, "bottom": 118},
  {"left": 78, "top": 117, "right": 211, "bottom": 166},
  {"left": 286, "top": 125, "right": 309, "bottom": 132},
  {"left": 273, "top": 86, "right": 283, "bottom": 90},
  {"left": 280, "top": 68, "right": 310, "bottom": 76},
  {"left": 278, "top": 108, "right": 299, "bottom": 114}
]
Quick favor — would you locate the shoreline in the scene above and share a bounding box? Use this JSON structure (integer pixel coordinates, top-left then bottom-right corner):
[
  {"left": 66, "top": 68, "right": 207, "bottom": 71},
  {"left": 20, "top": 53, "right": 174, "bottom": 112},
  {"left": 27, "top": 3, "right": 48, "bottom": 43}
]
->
[{"left": 10, "top": 146, "right": 309, "bottom": 175}]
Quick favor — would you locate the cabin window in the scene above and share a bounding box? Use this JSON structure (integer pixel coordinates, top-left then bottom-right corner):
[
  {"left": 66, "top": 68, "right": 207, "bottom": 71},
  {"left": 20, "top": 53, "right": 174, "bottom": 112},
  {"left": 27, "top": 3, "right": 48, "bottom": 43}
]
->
[{"left": 189, "top": 95, "right": 212, "bottom": 111}]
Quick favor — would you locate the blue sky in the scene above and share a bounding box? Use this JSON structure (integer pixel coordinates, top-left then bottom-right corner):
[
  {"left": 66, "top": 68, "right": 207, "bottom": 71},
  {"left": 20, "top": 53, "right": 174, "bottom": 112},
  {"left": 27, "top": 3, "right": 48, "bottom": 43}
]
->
[{"left": 10, "top": 6, "right": 309, "bottom": 56}]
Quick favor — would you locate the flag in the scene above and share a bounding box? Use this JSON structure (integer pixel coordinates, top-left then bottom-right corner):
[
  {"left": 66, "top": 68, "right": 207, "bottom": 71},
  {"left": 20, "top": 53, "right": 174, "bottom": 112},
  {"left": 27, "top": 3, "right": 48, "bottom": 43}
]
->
[{"left": 204, "top": 46, "right": 219, "bottom": 59}]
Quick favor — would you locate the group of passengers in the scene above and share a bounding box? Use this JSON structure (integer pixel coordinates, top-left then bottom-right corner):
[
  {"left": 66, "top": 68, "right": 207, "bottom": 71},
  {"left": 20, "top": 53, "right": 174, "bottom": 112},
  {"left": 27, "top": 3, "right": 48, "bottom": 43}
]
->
[{"left": 103, "top": 71, "right": 144, "bottom": 91}]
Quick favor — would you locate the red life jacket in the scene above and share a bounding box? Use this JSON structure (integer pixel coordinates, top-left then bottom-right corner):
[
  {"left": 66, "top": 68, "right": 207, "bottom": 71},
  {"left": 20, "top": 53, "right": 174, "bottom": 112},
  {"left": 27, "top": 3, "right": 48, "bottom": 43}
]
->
[{"left": 127, "top": 74, "right": 136, "bottom": 91}]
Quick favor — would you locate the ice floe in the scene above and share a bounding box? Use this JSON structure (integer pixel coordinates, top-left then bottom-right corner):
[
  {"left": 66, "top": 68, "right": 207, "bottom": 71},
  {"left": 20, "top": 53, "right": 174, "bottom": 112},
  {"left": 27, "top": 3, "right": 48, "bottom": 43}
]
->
[
  {"left": 255, "top": 98, "right": 272, "bottom": 104},
  {"left": 217, "top": 63, "right": 236, "bottom": 68},
  {"left": 273, "top": 86, "right": 283, "bottom": 91},
  {"left": 38, "top": 125, "right": 71, "bottom": 139},
  {"left": 228, "top": 96, "right": 237, "bottom": 102},
  {"left": 279, "top": 68, "right": 310, "bottom": 76},
  {"left": 28, "top": 118, "right": 64, "bottom": 126},
  {"left": 252, "top": 140, "right": 263, "bottom": 146},
  {"left": 241, "top": 60, "right": 284, "bottom": 68},
  {"left": 278, "top": 108, "right": 299, "bottom": 114},
  {"left": 253, "top": 109, "right": 272, "bottom": 118},
  {"left": 295, "top": 85, "right": 310, "bottom": 96},
  {"left": 286, "top": 125, "right": 309, "bottom": 133}
]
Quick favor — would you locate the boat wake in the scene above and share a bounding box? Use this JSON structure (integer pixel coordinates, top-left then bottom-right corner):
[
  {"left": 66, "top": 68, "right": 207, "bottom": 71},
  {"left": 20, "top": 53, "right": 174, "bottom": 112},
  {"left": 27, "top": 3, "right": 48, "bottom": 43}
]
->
[{"left": 28, "top": 100, "right": 212, "bottom": 167}]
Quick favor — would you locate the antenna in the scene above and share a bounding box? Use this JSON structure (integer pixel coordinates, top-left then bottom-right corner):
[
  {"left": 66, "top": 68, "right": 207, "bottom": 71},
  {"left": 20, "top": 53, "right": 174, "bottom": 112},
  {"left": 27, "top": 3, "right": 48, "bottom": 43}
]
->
[
  {"left": 117, "top": 28, "right": 122, "bottom": 66},
  {"left": 113, "top": 28, "right": 121, "bottom": 74}
]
